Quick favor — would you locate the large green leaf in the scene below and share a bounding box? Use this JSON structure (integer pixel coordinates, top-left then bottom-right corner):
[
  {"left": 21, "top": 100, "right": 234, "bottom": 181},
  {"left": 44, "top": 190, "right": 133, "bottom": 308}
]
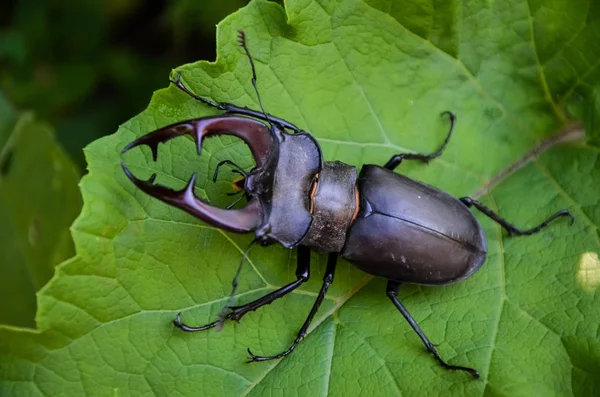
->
[
  {"left": 0, "top": 93, "right": 81, "bottom": 328},
  {"left": 1, "top": 0, "right": 599, "bottom": 395}
]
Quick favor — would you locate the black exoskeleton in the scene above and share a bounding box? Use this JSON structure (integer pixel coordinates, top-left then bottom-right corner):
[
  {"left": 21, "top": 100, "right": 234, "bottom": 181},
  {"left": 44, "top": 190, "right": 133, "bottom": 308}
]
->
[{"left": 121, "top": 30, "right": 574, "bottom": 379}]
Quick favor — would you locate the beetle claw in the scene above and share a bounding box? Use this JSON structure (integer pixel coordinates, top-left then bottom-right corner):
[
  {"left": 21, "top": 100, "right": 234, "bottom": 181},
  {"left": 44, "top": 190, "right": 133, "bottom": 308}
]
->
[
  {"left": 169, "top": 71, "right": 182, "bottom": 86},
  {"left": 173, "top": 312, "right": 183, "bottom": 327},
  {"left": 246, "top": 348, "right": 261, "bottom": 363},
  {"left": 172, "top": 312, "right": 225, "bottom": 332},
  {"left": 431, "top": 351, "right": 480, "bottom": 379},
  {"left": 449, "top": 365, "right": 480, "bottom": 379}
]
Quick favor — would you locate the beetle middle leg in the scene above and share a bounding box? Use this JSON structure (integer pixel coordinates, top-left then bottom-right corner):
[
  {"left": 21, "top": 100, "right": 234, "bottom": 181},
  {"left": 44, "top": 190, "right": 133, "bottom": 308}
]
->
[
  {"left": 247, "top": 252, "right": 338, "bottom": 362},
  {"left": 386, "top": 281, "right": 480, "bottom": 378},
  {"left": 173, "top": 246, "right": 311, "bottom": 332},
  {"left": 384, "top": 111, "right": 455, "bottom": 171},
  {"left": 459, "top": 197, "right": 574, "bottom": 236},
  {"left": 212, "top": 159, "right": 250, "bottom": 209}
]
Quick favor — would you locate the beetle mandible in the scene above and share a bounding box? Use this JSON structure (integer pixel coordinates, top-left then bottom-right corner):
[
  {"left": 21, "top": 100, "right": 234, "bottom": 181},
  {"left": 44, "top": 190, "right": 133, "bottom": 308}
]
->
[{"left": 121, "top": 30, "right": 573, "bottom": 378}]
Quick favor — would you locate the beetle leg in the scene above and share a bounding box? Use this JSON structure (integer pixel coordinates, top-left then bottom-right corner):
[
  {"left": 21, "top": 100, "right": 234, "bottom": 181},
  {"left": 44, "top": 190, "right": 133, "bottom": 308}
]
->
[
  {"left": 170, "top": 72, "right": 303, "bottom": 133},
  {"left": 226, "top": 105, "right": 303, "bottom": 133},
  {"left": 212, "top": 160, "right": 247, "bottom": 183},
  {"left": 169, "top": 31, "right": 304, "bottom": 134},
  {"left": 173, "top": 246, "right": 311, "bottom": 332},
  {"left": 460, "top": 197, "right": 574, "bottom": 236},
  {"left": 386, "top": 281, "right": 480, "bottom": 378},
  {"left": 247, "top": 252, "right": 337, "bottom": 362},
  {"left": 384, "top": 111, "right": 455, "bottom": 170},
  {"left": 169, "top": 71, "right": 225, "bottom": 110}
]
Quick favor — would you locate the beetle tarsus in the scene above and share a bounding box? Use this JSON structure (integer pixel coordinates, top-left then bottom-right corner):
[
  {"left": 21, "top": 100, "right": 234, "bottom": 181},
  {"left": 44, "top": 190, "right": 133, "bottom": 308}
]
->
[
  {"left": 386, "top": 281, "right": 480, "bottom": 378},
  {"left": 169, "top": 70, "right": 223, "bottom": 110},
  {"left": 170, "top": 70, "right": 303, "bottom": 132},
  {"left": 384, "top": 111, "right": 455, "bottom": 170},
  {"left": 439, "top": 362, "right": 480, "bottom": 379},
  {"left": 459, "top": 197, "right": 574, "bottom": 236},
  {"left": 430, "top": 348, "right": 480, "bottom": 378},
  {"left": 245, "top": 253, "right": 337, "bottom": 363},
  {"left": 173, "top": 246, "right": 312, "bottom": 333},
  {"left": 215, "top": 239, "right": 259, "bottom": 329},
  {"left": 173, "top": 311, "right": 230, "bottom": 332},
  {"left": 246, "top": 345, "right": 296, "bottom": 363}
]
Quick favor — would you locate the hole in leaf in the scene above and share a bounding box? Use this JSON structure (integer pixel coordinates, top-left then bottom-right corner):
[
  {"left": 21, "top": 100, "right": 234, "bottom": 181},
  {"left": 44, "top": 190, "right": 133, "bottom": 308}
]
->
[{"left": 577, "top": 252, "right": 600, "bottom": 292}]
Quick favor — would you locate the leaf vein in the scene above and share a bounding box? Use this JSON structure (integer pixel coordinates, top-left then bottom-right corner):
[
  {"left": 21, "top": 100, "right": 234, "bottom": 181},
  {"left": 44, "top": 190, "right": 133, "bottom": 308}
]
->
[
  {"left": 330, "top": 39, "right": 391, "bottom": 144},
  {"left": 335, "top": 321, "right": 403, "bottom": 396},
  {"left": 322, "top": 319, "right": 337, "bottom": 397},
  {"left": 525, "top": 0, "right": 567, "bottom": 121}
]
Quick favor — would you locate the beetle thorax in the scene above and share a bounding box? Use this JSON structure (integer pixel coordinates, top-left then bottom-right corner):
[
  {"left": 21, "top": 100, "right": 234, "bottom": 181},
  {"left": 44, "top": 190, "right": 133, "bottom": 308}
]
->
[
  {"left": 299, "top": 161, "right": 358, "bottom": 253},
  {"left": 247, "top": 127, "right": 322, "bottom": 248}
]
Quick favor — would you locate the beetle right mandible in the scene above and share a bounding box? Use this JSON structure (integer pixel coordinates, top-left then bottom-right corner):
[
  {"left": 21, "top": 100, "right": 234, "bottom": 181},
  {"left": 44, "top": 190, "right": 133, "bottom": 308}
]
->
[{"left": 121, "top": 30, "right": 574, "bottom": 379}]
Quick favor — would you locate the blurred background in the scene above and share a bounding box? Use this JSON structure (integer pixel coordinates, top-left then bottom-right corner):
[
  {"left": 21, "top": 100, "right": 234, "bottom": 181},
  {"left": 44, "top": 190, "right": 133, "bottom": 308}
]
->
[
  {"left": 0, "top": 0, "right": 263, "bottom": 328},
  {"left": 1, "top": 0, "right": 255, "bottom": 169}
]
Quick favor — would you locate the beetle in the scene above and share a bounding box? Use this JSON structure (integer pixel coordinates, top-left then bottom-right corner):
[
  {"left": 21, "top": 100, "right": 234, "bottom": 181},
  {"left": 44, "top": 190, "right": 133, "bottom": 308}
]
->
[{"left": 121, "top": 30, "right": 573, "bottom": 378}]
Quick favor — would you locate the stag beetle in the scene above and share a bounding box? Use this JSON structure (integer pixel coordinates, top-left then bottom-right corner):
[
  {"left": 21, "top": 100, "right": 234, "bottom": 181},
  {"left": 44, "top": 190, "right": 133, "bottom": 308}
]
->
[{"left": 121, "top": 31, "right": 573, "bottom": 378}]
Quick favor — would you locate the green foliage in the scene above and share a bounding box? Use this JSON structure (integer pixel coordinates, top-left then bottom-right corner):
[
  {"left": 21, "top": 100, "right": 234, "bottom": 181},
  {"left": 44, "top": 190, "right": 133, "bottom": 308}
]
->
[
  {"left": 167, "top": 0, "right": 251, "bottom": 41},
  {"left": 0, "top": 93, "right": 81, "bottom": 328},
  {"left": 2, "top": 0, "right": 600, "bottom": 395},
  {"left": 0, "top": 0, "right": 243, "bottom": 169}
]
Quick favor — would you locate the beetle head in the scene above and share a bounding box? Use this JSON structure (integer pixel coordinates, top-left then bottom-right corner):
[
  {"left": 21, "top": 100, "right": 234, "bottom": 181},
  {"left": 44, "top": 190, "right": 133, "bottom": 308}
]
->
[{"left": 121, "top": 116, "right": 322, "bottom": 248}]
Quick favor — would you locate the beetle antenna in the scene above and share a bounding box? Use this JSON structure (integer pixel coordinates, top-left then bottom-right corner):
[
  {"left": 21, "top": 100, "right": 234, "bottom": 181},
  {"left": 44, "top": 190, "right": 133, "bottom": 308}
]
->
[
  {"left": 216, "top": 238, "right": 258, "bottom": 330},
  {"left": 213, "top": 159, "right": 247, "bottom": 183},
  {"left": 237, "top": 30, "right": 273, "bottom": 128}
]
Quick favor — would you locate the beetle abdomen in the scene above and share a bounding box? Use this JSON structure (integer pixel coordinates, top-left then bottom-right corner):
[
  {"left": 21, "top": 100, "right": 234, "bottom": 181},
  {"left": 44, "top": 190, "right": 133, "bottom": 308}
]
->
[{"left": 341, "top": 165, "right": 487, "bottom": 285}]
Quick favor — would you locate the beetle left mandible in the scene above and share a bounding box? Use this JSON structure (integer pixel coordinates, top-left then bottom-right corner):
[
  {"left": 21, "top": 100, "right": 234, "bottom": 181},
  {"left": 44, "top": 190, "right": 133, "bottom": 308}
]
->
[{"left": 121, "top": 30, "right": 574, "bottom": 379}]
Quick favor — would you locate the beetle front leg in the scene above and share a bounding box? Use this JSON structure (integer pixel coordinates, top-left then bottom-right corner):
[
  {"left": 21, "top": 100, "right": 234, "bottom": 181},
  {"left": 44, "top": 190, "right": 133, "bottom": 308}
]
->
[
  {"left": 247, "top": 253, "right": 338, "bottom": 362},
  {"left": 174, "top": 246, "right": 311, "bottom": 332},
  {"left": 384, "top": 111, "right": 455, "bottom": 171},
  {"left": 169, "top": 71, "right": 225, "bottom": 110},
  {"left": 170, "top": 72, "right": 303, "bottom": 133},
  {"left": 459, "top": 197, "right": 574, "bottom": 236},
  {"left": 386, "top": 281, "right": 480, "bottom": 378}
]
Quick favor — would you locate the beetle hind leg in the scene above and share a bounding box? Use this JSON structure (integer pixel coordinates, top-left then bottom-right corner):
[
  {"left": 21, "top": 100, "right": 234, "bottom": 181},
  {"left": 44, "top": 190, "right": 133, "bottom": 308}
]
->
[
  {"left": 460, "top": 197, "right": 574, "bottom": 236},
  {"left": 386, "top": 281, "right": 480, "bottom": 379},
  {"left": 247, "top": 253, "right": 338, "bottom": 362}
]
